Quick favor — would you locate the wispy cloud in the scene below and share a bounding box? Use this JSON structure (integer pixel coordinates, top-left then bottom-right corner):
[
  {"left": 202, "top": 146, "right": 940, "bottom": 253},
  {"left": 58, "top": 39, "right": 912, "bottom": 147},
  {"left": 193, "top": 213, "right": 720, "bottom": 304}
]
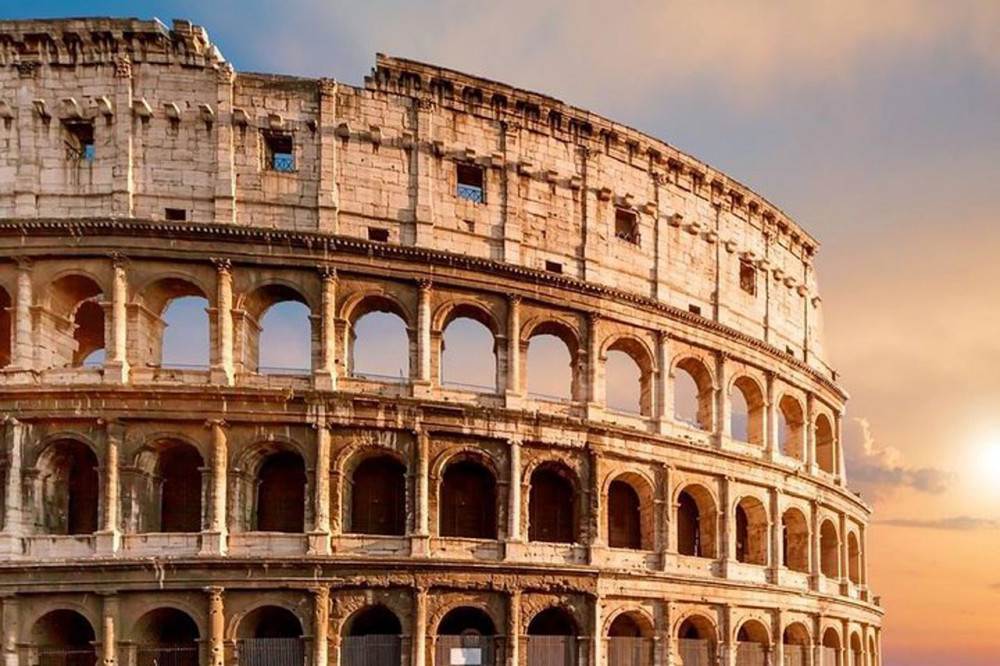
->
[
  {"left": 877, "top": 517, "right": 999, "bottom": 531},
  {"left": 844, "top": 417, "right": 952, "bottom": 502}
]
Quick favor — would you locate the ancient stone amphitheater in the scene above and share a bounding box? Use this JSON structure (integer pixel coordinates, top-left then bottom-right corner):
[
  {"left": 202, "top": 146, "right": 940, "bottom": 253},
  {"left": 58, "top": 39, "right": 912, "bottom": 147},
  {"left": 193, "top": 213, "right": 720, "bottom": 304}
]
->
[{"left": 0, "top": 17, "right": 882, "bottom": 666}]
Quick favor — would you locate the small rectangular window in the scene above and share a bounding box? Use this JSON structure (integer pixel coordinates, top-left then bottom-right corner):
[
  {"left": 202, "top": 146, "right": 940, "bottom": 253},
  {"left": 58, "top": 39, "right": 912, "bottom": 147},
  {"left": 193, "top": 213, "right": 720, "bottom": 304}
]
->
[
  {"left": 614, "top": 208, "right": 640, "bottom": 244},
  {"left": 688, "top": 304, "right": 702, "bottom": 316},
  {"left": 545, "top": 260, "right": 563, "bottom": 274},
  {"left": 368, "top": 227, "right": 389, "bottom": 242},
  {"left": 740, "top": 259, "right": 757, "bottom": 295},
  {"left": 64, "top": 121, "right": 95, "bottom": 162},
  {"left": 263, "top": 132, "right": 295, "bottom": 172},
  {"left": 456, "top": 163, "right": 485, "bottom": 203},
  {"left": 165, "top": 208, "right": 187, "bottom": 221}
]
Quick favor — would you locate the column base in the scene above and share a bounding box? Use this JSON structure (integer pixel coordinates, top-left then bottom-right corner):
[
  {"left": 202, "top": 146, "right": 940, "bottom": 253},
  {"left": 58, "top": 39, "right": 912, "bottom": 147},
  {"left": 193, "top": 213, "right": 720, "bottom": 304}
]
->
[
  {"left": 504, "top": 539, "right": 524, "bottom": 561},
  {"left": 95, "top": 530, "right": 120, "bottom": 555},
  {"left": 307, "top": 531, "right": 332, "bottom": 556},
  {"left": 504, "top": 392, "right": 524, "bottom": 410},
  {"left": 410, "top": 534, "right": 430, "bottom": 557},
  {"left": 587, "top": 542, "right": 607, "bottom": 565},
  {"left": 411, "top": 380, "right": 433, "bottom": 399},
  {"left": 199, "top": 531, "right": 228, "bottom": 556},
  {"left": 101, "top": 361, "right": 130, "bottom": 384},
  {"left": 210, "top": 366, "right": 235, "bottom": 386},
  {"left": 0, "top": 534, "right": 22, "bottom": 556},
  {"left": 584, "top": 402, "right": 604, "bottom": 421},
  {"left": 312, "top": 372, "right": 336, "bottom": 391}
]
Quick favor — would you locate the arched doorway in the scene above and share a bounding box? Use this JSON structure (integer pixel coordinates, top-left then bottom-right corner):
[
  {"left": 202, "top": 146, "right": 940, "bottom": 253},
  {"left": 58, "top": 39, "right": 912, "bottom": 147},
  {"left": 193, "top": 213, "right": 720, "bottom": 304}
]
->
[
  {"left": 349, "top": 455, "right": 406, "bottom": 536},
  {"left": 677, "top": 616, "right": 716, "bottom": 666},
  {"left": 606, "top": 613, "right": 653, "bottom": 666},
  {"left": 255, "top": 451, "right": 306, "bottom": 533},
  {"left": 341, "top": 605, "right": 402, "bottom": 666},
  {"left": 526, "top": 607, "right": 578, "bottom": 666},
  {"left": 236, "top": 606, "right": 304, "bottom": 666},
  {"left": 528, "top": 464, "right": 577, "bottom": 544},
  {"left": 607, "top": 480, "right": 641, "bottom": 549},
  {"left": 735, "top": 620, "right": 770, "bottom": 666},
  {"left": 435, "top": 607, "right": 501, "bottom": 666},
  {"left": 31, "top": 610, "right": 96, "bottom": 666},
  {"left": 439, "top": 459, "right": 497, "bottom": 539},
  {"left": 782, "top": 623, "right": 811, "bottom": 666},
  {"left": 133, "top": 608, "right": 200, "bottom": 666}
]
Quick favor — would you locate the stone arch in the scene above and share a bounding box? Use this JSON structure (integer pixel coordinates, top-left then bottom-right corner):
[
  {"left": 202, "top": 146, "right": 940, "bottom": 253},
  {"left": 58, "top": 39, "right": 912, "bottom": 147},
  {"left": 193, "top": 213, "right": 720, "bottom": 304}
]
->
[
  {"left": 850, "top": 631, "right": 864, "bottom": 666},
  {"left": 226, "top": 599, "right": 308, "bottom": 640},
  {"left": 821, "top": 519, "right": 840, "bottom": 578},
  {"left": 782, "top": 507, "right": 810, "bottom": 573},
  {"left": 734, "top": 495, "right": 769, "bottom": 565},
  {"left": 676, "top": 483, "right": 718, "bottom": 558},
  {"left": 783, "top": 621, "right": 812, "bottom": 645},
  {"left": 730, "top": 374, "right": 765, "bottom": 445},
  {"left": 28, "top": 607, "right": 97, "bottom": 649},
  {"left": 676, "top": 612, "right": 718, "bottom": 665},
  {"left": 135, "top": 275, "right": 211, "bottom": 369},
  {"left": 604, "top": 471, "right": 655, "bottom": 550},
  {"left": 848, "top": 530, "right": 862, "bottom": 584},
  {"left": 234, "top": 439, "right": 309, "bottom": 534},
  {"left": 237, "top": 281, "right": 314, "bottom": 374},
  {"left": 816, "top": 412, "right": 837, "bottom": 474},
  {"left": 603, "top": 608, "right": 655, "bottom": 637},
  {"left": 234, "top": 604, "right": 305, "bottom": 639},
  {"left": 433, "top": 298, "right": 501, "bottom": 336},
  {"left": 437, "top": 449, "right": 499, "bottom": 539},
  {"left": 522, "top": 317, "right": 583, "bottom": 401},
  {"left": 132, "top": 606, "right": 200, "bottom": 666},
  {"left": 736, "top": 618, "right": 771, "bottom": 645},
  {"left": 342, "top": 605, "right": 403, "bottom": 636},
  {"left": 672, "top": 356, "right": 715, "bottom": 430},
  {"left": 342, "top": 291, "right": 413, "bottom": 381},
  {"left": 602, "top": 334, "right": 656, "bottom": 416},
  {"left": 434, "top": 606, "right": 498, "bottom": 636},
  {"left": 822, "top": 626, "right": 842, "bottom": 649},
  {"left": 527, "top": 606, "right": 580, "bottom": 636},
  {"left": 33, "top": 437, "right": 100, "bottom": 535},
  {"left": 347, "top": 452, "right": 407, "bottom": 536},
  {"left": 39, "top": 272, "right": 105, "bottom": 368},
  {"left": 132, "top": 438, "right": 205, "bottom": 533},
  {"left": 436, "top": 299, "right": 500, "bottom": 392},
  {"left": 777, "top": 394, "right": 805, "bottom": 461},
  {"left": 528, "top": 460, "right": 580, "bottom": 544}
]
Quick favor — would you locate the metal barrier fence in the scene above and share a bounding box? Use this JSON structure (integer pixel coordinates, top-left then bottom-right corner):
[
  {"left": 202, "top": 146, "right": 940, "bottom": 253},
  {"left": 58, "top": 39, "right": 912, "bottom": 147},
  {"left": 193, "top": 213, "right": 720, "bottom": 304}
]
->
[
  {"left": 821, "top": 646, "right": 839, "bottom": 666},
  {"left": 136, "top": 645, "right": 199, "bottom": 666},
  {"left": 607, "top": 637, "right": 653, "bottom": 666},
  {"left": 525, "top": 636, "right": 578, "bottom": 666},
  {"left": 238, "top": 637, "right": 305, "bottom": 666},
  {"left": 341, "top": 635, "right": 403, "bottom": 666},
  {"left": 677, "top": 639, "right": 713, "bottom": 666},
  {"left": 434, "top": 635, "right": 504, "bottom": 666},
  {"left": 735, "top": 642, "right": 766, "bottom": 666},
  {"left": 783, "top": 645, "right": 808, "bottom": 666},
  {"left": 37, "top": 648, "right": 97, "bottom": 666}
]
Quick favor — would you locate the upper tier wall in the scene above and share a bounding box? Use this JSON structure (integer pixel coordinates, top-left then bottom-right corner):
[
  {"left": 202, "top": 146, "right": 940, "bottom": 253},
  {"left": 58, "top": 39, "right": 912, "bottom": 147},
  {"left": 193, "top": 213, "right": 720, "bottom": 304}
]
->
[{"left": 0, "top": 17, "right": 833, "bottom": 378}]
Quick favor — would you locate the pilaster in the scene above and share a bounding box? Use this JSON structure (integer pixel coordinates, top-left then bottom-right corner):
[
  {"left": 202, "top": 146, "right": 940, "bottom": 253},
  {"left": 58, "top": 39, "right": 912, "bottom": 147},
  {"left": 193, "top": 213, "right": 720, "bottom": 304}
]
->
[{"left": 201, "top": 419, "right": 229, "bottom": 555}]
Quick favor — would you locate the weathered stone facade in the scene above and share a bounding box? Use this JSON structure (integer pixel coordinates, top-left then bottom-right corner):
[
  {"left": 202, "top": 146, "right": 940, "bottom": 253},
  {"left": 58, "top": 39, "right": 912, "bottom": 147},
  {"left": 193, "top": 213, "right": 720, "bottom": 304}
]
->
[{"left": 0, "top": 17, "right": 881, "bottom": 666}]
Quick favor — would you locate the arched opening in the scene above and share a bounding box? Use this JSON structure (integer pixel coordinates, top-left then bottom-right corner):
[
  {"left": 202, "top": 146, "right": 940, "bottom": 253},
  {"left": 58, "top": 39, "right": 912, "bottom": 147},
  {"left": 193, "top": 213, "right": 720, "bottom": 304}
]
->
[
  {"left": 607, "top": 480, "right": 641, "bottom": 550},
  {"left": 525, "top": 325, "right": 577, "bottom": 401},
  {"left": 781, "top": 508, "right": 810, "bottom": 573},
  {"left": 439, "top": 459, "right": 497, "bottom": 539},
  {"left": 440, "top": 310, "right": 497, "bottom": 392},
  {"left": 140, "top": 278, "right": 211, "bottom": 369},
  {"left": 35, "top": 440, "right": 99, "bottom": 535},
  {"left": 734, "top": 497, "right": 768, "bottom": 566},
  {"left": 255, "top": 296, "right": 312, "bottom": 374},
  {"left": 349, "top": 455, "right": 406, "bottom": 536},
  {"left": 43, "top": 275, "right": 104, "bottom": 368},
  {"left": 607, "top": 613, "right": 653, "bottom": 666},
  {"left": 0, "top": 287, "right": 10, "bottom": 368},
  {"left": 526, "top": 607, "right": 578, "bottom": 666},
  {"left": 159, "top": 443, "right": 203, "bottom": 533},
  {"left": 731, "top": 376, "right": 764, "bottom": 445},
  {"left": 133, "top": 608, "right": 200, "bottom": 666},
  {"left": 349, "top": 297, "right": 410, "bottom": 381},
  {"left": 342, "top": 605, "right": 402, "bottom": 666},
  {"left": 436, "top": 607, "right": 499, "bottom": 666},
  {"left": 848, "top": 532, "right": 861, "bottom": 584},
  {"left": 673, "top": 358, "right": 713, "bottom": 430},
  {"left": 677, "top": 616, "right": 716, "bottom": 666},
  {"left": 604, "top": 338, "right": 653, "bottom": 416},
  {"left": 816, "top": 414, "right": 837, "bottom": 474},
  {"left": 778, "top": 396, "right": 805, "bottom": 461},
  {"left": 236, "top": 606, "right": 304, "bottom": 666},
  {"left": 868, "top": 637, "right": 878, "bottom": 666},
  {"left": 736, "top": 620, "right": 770, "bottom": 665},
  {"left": 528, "top": 464, "right": 577, "bottom": 544},
  {"left": 677, "top": 486, "right": 716, "bottom": 558},
  {"left": 255, "top": 451, "right": 306, "bottom": 533},
  {"left": 821, "top": 628, "right": 841, "bottom": 666},
  {"left": 783, "top": 623, "right": 811, "bottom": 666},
  {"left": 820, "top": 520, "right": 840, "bottom": 579},
  {"left": 850, "top": 633, "right": 863, "bottom": 666},
  {"left": 31, "top": 609, "right": 96, "bottom": 666}
]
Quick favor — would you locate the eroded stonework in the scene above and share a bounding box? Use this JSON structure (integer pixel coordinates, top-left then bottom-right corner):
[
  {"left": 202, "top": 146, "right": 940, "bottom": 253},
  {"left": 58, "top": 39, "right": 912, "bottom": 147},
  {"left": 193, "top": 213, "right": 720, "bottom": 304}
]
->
[{"left": 0, "top": 17, "right": 881, "bottom": 666}]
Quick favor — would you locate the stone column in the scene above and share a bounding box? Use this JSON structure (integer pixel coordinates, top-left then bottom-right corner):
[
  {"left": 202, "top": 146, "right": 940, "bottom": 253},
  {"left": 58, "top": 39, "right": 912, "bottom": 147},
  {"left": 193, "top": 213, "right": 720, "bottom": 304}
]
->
[
  {"left": 411, "top": 431, "right": 430, "bottom": 556},
  {"left": 412, "top": 588, "right": 428, "bottom": 666},
  {"left": 103, "top": 257, "right": 129, "bottom": 383},
  {"left": 805, "top": 394, "right": 817, "bottom": 473},
  {"left": 659, "top": 464, "right": 673, "bottom": 570},
  {"left": 586, "top": 313, "right": 602, "bottom": 415},
  {"left": 505, "top": 296, "right": 522, "bottom": 405},
  {"left": 723, "top": 604, "right": 736, "bottom": 666},
  {"left": 315, "top": 268, "right": 338, "bottom": 390},
  {"left": 312, "top": 588, "right": 330, "bottom": 666},
  {"left": 506, "top": 439, "right": 522, "bottom": 558},
  {"left": 206, "top": 588, "right": 225, "bottom": 666},
  {"left": 809, "top": 501, "right": 820, "bottom": 591},
  {"left": 720, "top": 476, "right": 733, "bottom": 572},
  {"left": 1, "top": 596, "right": 18, "bottom": 666},
  {"left": 97, "top": 420, "right": 123, "bottom": 554},
  {"left": 716, "top": 353, "right": 730, "bottom": 443},
  {"left": 12, "top": 260, "right": 32, "bottom": 372},
  {"left": 860, "top": 524, "right": 869, "bottom": 596},
  {"left": 656, "top": 332, "right": 672, "bottom": 435},
  {"left": 214, "top": 64, "right": 237, "bottom": 225},
  {"left": 309, "top": 423, "right": 332, "bottom": 555},
  {"left": 111, "top": 56, "right": 134, "bottom": 217},
  {"left": 506, "top": 590, "right": 521, "bottom": 666},
  {"left": 769, "top": 488, "right": 782, "bottom": 582},
  {"left": 317, "top": 79, "right": 339, "bottom": 233},
  {"left": 101, "top": 594, "right": 118, "bottom": 666},
  {"left": 587, "top": 448, "right": 603, "bottom": 563},
  {"left": 201, "top": 420, "right": 228, "bottom": 555},
  {"left": 211, "top": 260, "right": 234, "bottom": 385},
  {"left": 836, "top": 411, "right": 847, "bottom": 486},
  {"left": 839, "top": 513, "right": 850, "bottom": 594},
  {"left": 2, "top": 417, "right": 24, "bottom": 553},
  {"left": 414, "top": 280, "right": 432, "bottom": 395},
  {"left": 764, "top": 371, "right": 779, "bottom": 461},
  {"left": 590, "top": 596, "right": 602, "bottom": 666}
]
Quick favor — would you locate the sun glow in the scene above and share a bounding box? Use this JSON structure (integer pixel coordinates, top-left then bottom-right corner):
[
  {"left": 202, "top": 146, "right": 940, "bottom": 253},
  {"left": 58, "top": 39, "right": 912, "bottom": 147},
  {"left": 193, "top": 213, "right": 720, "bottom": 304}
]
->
[{"left": 969, "top": 432, "right": 1000, "bottom": 491}]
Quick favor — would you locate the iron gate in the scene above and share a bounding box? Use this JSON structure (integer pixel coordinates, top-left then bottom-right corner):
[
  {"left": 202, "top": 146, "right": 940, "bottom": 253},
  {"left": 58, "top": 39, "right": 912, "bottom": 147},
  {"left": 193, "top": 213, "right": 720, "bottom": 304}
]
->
[
  {"left": 525, "top": 636, "right": 578, "bottom": 666},
  {"left": 434, "top": 635, "right": 503, "bottom": 666},
  {"left": 37, "top": 648, "right": 97, "bottom": 666},
  {"left": 677, "top": 639, "right": 712, "bottom": 666},
  {"left": 238, "top": 638, "right": 305, "bottom": 666},
  {"left": 136, "top": 645, "right": 200, "bottom": 666},
  {"left": 607, "top": 637, "right": 653, "bottom": 666},
  {"left": 341, "top": 635, "right": 403, "bottom": 666},
  {"left": 735, "top": 642, "right": 766, "bottom": 666}
]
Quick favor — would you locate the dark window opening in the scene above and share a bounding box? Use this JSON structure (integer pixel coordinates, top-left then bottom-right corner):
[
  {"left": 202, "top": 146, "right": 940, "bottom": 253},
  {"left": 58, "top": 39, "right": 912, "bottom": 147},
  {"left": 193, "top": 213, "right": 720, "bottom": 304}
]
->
[
  {"left": 159, "top": 445, "right": 203, "bottom": 533},
  {"left": 350, "top": 456, "right": 406, "bottom": 536},
  {"left": 64, "top": 121, "right": 95, "bottom": 162},
  {"left": 677, "top": 491, "right": 702, "bottom": 557},
  {"left": 255, "top": 452, "right": 306, "bottom": 533},
  {"left": 614, "top": 208, "right": 640, "bottom": 244},
  {"left": 367, "top": 227, "right": 390, "bottom": 242},
  {"left": 529, "top": 467, "right": 576, "bottom": 544},
  {"left": 688, "top": 304, "right": 702, "bottom": 316},
  {"left": 735, "top": 504, "right": 749, "bottom": 563},
  {"left": 456, "top": 163, "right": 485, "bottom": 203},
  {"left": 545, "top": 260, "right": 563, "bottom": 274},
  {"left": 440, "top": 460, "right": 497, "bottom": 539},
  {"left": 263, "top": 132, "right": 295, "bottom": 172},
  {"left": 608, "top": 480, "right": 641, "bottom": 549},
  {"left": 165, "top": 208, "right": 187, "bottom": 221},
  {"left": 348, "top": 606, "right": 403, "bottom": 637},
  {"left": 739, "top": 260, "right": 757, "bottom": 295}
]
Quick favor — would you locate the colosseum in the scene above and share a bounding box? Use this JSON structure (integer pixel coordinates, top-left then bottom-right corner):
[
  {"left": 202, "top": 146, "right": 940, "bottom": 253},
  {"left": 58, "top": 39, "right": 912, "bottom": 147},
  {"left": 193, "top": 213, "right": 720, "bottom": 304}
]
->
[{"left": 0, "top": 16, "right": 882, "bottom": 666}]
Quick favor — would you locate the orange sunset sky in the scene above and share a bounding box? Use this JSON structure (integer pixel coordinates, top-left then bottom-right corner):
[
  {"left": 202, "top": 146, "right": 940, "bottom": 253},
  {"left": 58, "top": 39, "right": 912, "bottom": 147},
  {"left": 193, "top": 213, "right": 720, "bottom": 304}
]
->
[{"left": 9, "top": 1, "right": 1000, "bottom": 663}]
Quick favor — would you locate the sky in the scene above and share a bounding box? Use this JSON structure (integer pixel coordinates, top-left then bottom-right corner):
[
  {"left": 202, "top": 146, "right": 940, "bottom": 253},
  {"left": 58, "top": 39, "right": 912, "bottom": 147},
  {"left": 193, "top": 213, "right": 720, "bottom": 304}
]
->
[{"left": 6, "top": 1, "right": 1000, "bottom": 663}]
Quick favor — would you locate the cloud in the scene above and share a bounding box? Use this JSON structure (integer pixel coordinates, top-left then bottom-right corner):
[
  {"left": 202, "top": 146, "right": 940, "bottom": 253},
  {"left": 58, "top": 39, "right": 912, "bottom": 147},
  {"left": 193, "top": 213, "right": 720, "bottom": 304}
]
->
[
  {"left": 876, "top": 517, "right": 999, "bottom": 531},
  {"left": 843, "top": 417, "right": 952, "bottom": 502}
]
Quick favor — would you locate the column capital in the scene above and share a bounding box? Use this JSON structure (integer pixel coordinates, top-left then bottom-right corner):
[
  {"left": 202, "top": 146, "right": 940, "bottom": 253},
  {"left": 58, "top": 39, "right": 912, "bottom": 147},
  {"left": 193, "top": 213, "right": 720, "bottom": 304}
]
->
[
  {"left": 318, "top": 265, "right": 338, "bottom": 282},
  {"left": 204, "top": 419, "right": 230, "bottom": 430},
  {"left": 204, "top": 586, "right": 225, "bottom": 599},
  {"left": 13, "top": 256, "right": 32, "bottom": 271},
  {"left": 211, "top": 257, "right": 232, "bottom": 273},
  {"left": 508, "top": 294, "right": 522, "bottom": 306},
  {"left": 417, "top": 278, "right": 433, "bottom": 292},
  {"left": 107, "top": 251, "right": 130, "bottom": 269}
]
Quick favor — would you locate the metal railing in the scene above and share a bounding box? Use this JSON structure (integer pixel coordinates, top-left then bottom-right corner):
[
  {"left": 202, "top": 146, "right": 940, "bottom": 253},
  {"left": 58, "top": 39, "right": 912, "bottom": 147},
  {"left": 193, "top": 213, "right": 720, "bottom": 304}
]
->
[
  {"left": 456, "top": 184, "right": 485, "bottom": 203},
  {"left": 783, "top": 645, "right": 808, "bottom": 666},
  {"left": 257, "top": 366, "right": 312, "bottom": 376},
  {"left": 525, "top": 636, "right": 578, "bottom": 666},
  {"left": 441, "top": 379, "right": 497, "bottom": 393},
  {"left": 37, "top": 648, "right": 97, "bottom": 666},
  {"left": 136, "top": 645, "right": 199, "bottom": 666},
  {"left": 735, "top": 642, "right": 767, "bottom": 666},
  {"left": 341, "top": 635, "right": 402, "bottom": 666},
  {"left": 238, "top": 638, "right": 305, "bottom": 666},
  {"left": 351, "top": 371, "right": 409, "bottom": 384},
  {"left": 435, "top": 635, "right": 503, "bottom": 666},
  {"left": 607, "top": 637, "right": 653, "bottom": 666},
  {"left": 677, "top": 639, "right": 713, "bottom": 666}
]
